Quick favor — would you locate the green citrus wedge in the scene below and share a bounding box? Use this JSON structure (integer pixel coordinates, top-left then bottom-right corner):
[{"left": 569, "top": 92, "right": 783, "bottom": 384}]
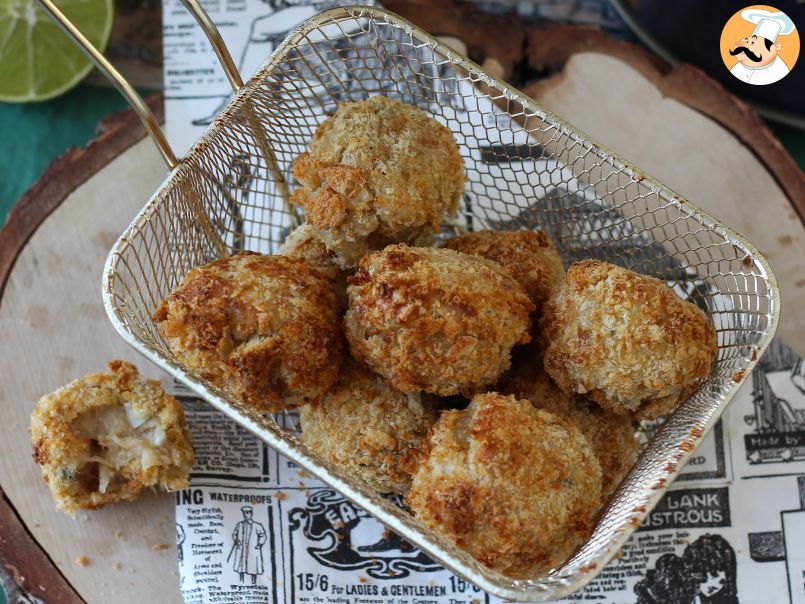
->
[{"left": 0, "top": 0, "right": 114, "bottom": 103}]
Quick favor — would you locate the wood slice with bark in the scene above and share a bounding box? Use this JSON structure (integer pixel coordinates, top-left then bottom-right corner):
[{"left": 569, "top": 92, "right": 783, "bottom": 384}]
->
[{"left": 0, "top": 97, "right": 180, "bottom": 604}]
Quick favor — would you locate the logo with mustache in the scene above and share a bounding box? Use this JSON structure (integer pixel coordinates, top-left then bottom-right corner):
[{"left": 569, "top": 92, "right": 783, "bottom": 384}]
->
[
  {"left": 720, "top": 6, "right": 798, "bottom": 85},
  {"left": 729, "top": 45, "right": 763, "bottom": 62}
]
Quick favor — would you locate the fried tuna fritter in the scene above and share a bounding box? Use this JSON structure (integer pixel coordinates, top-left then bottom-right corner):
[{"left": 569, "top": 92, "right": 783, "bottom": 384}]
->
[
  {"left": 291, "top": 96, "right": 465, "bottom": 268},
  {"left": 497, "top": 347, "right": 639, "bottom": 500},
  {"left": 539, "top": 260, "right": 717, "bottom": 419},
  {"left": 30, "top": 361, "right": 194, "bottom": 516},
  {"left": 443, "top": 229, "right": 565, "bottom": 317},
  {"left": 299, "top": 361, "right": 439, "bottom": 494},
  {"left": 154, "top": 251, "right": 343, "bottom": 412},
  {"left": 277, "top": 223, "right": 348, "bottom": 307},
  {"left": 407, "top": 392, "right": 602, "bottom": 578},
  {"left": 345, "top": 245, "right": 534, "bottom": 396}
]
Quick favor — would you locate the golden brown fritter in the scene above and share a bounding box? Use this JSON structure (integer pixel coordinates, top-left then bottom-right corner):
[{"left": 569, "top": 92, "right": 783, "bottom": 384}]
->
[
  {"left": 299, "top": 361, "right": 439, "bottom": 494},
  {"left": 291, "top": 96, "right": 465, "bottom": 268},
  {"left": 496, "top": 346, "right": 640, "bottom": 500},
  {"left": 30, "top": 361, "right": 194, "bottom": 516},
  {"left": 345, "top": 245, "right": 534, "bottom": 396},
  {"left": 154, "top": 251, "right": 343, "bottom": 412},
  {"left": 277, "top": 223, "right": 348, "bottom": 307},
  {"left": 539, "top": 260, "right": 717, "bottom": 419},
  {"left": 443, "top": 229, "right": 565, "bottom": 317},
  {"left": 407, "top": 392, "right": 602, "bottom": 578}
]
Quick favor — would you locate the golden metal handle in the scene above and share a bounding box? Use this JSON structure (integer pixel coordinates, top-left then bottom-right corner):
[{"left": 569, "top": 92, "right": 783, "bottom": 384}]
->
[{"left": 36, "top": 0, "right": 244, "bottom": 169}]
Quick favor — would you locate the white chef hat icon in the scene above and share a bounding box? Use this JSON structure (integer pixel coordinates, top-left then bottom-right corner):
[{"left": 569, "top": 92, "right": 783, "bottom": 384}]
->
[{"left": 740, "top": 8, "right": 796, "bottom": 42}]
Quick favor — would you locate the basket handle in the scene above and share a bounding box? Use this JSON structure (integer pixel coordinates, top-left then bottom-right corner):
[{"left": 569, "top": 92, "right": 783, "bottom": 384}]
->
[{"left": 37, "top": 0, "right": 244, "bottom": 169}]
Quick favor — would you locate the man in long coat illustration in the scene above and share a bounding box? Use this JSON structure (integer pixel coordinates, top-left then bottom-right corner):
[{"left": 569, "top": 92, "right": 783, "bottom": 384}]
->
[{"left": 230, "top": 506, "right": 267, "bottom": 584}]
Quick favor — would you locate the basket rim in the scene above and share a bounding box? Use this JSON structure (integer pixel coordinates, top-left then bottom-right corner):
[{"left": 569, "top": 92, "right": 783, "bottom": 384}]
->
[{"left": 102, "top": 5, "right": 781, "bottom": 601}]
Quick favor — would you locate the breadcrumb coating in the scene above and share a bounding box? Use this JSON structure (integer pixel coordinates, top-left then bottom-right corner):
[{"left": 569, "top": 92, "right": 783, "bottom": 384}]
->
[
  {"left": 277, "top": 223, "right": 348, "bottom": 307},
  {"left": 30, "top": 361, "right": 194, "bottom": 516},
  {"left": 154, "top": 251, "right": 343, "bottom": 412},
  {"left": 407, "top": 392, "right": 602, "bottom": 578},
  {"left": 291, "top": 96, "right": 465, "bottom": 267},
  {"left": 299, "top": 361, "right": 439, "bottom": 494},
  {"left": 539, "top": 260, "right": 717, "bottom": 419},
  {"left": 345, "top": 245, "right": 534, "bottom": 396},
  {"left": 497, "top": 345, "right": 640, "bottom": 500},
  {"left": 443, "top": 229, "right": 565, "bottom": 317}
]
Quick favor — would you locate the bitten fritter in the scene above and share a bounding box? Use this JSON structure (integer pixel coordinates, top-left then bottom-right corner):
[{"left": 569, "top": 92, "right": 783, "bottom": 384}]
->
[
  {"left": 539, "top": 260, "right": 717, "bottom": 419},
  {"left": 299, "top": 361, "right": 439, "bottom": 494},
  {"left": 497, "top": 346, "right": 639, "bottom": 500},
  {"left": 277, "top": 223, "right": 348, "bottom": 307},
  {"left": 407, "top": 392, "right": 602, "bottom": 578},
  {"left": 345, "top": 245, "right": 534, "bottom": 396},
  {"left": 443, "top": 229, "right": 565, "bottom": 317},
  {"left": 291, "top": 96, "right": 465, "bottom": 268},
  {"left": 154, "top": 251, "right": 343, "bottom": 412},
  {"left": 30, "top": 361, "right": 194, "bottom": 516}
]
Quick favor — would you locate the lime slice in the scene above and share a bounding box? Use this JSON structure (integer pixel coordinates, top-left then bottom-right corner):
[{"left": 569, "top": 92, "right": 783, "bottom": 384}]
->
[{"left": 0, "top": 0, "right": 114, "bottom": 103}]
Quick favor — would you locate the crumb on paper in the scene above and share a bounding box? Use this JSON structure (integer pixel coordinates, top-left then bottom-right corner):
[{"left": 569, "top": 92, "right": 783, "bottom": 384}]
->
[
  {"left": 110, "top": 562, "right": 122, "bottom": 571},
  {"left": 297, "top": 469, "right": 312, "bottom": 479},
  {"left": 32, "top": 523, "right": 40, "bottom": 528},
  {"left": 359, "top": 576, "right": 368, "bottom": 584},
  {"left": 152, "top": 543, "right": 169, "bottom": 551},
  {"left": 115, "top": 530, "right": 124, "bottom": 540},
  {"left": 74, "top": 555, "right": 89, "bottom": 567},
  {"left": 275, "top": 491, "right": 287, "bottom": 501}
]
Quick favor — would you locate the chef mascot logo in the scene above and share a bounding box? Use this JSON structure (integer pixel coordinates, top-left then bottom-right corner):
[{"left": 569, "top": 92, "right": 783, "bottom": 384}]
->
[
  {"left": 289, "top": 489, "right": 441, "bottom": 579},
  {"left": 721, "top": 6, "right": 799, "bottom": 85}
]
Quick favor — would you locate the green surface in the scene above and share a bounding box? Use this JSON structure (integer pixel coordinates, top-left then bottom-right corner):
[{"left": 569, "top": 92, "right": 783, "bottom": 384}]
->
[
  {"left": 0, "top": 84, "right": 128, "bottom": 223},
  {"left": 0, "top": 0, "right": 114, "bottom": 102},
  {"left": 772, "top": 123, "right": 805, "bottom": 171}
]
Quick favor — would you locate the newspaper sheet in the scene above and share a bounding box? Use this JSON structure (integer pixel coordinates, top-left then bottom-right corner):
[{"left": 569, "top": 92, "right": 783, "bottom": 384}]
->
[
  {"left": 172, "top": 339, "right": 805, "bottom": 604},
  {"left": 163, "top": 2, "right": 805, "bottom": 602}
]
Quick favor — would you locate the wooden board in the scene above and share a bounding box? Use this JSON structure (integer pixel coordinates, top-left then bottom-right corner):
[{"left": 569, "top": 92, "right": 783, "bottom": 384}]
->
[
  {"left": 525, "top": 53, "right": 805, "bottom": 350},
  {"left": 0, "top": 104, "right": 182, "bottom": 604}
]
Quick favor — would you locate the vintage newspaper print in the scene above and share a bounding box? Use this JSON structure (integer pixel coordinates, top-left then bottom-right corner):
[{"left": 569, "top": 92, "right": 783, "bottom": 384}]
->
[
  {"left": 162, "top": 0, "right": 376, "bottom": 157},
  {"left": 163, "top": 4, "right": 804, "bottom": 603},
  {"left": 173, "top": 339, "right": 805, "bottom": 603}
]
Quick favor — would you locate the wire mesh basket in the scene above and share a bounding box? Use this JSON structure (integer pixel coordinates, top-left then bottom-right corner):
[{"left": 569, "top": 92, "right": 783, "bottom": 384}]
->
[{"left": 44, "top": 3, "right": 777, "bottom": 601}]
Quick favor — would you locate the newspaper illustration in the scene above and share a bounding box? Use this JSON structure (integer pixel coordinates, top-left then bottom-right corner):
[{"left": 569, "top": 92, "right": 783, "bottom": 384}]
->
[{"left": 163, "top": 0, "right": 375, "bottom": 156}]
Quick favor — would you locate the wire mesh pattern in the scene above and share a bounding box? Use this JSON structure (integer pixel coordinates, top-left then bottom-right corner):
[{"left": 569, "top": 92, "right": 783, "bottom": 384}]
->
[{"left": 103, "top": 6, "right": 778, "bottom": 601}]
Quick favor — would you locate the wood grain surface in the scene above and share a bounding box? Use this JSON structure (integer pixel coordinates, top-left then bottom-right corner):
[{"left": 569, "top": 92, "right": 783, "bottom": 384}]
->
[
  {"left": 0, "top": 94, "right": 164, "bottom": 302},
  {"left": 0, "top": 136, "right": 181, "bottom": 604},
  {"left": 84, "top": 0, "right": 163, "bottom": 90}
]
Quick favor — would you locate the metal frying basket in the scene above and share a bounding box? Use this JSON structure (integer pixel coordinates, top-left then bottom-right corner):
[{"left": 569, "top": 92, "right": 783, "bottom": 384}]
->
[{"left": 41, "top": 2, "right": 779, "bottom": 600}]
